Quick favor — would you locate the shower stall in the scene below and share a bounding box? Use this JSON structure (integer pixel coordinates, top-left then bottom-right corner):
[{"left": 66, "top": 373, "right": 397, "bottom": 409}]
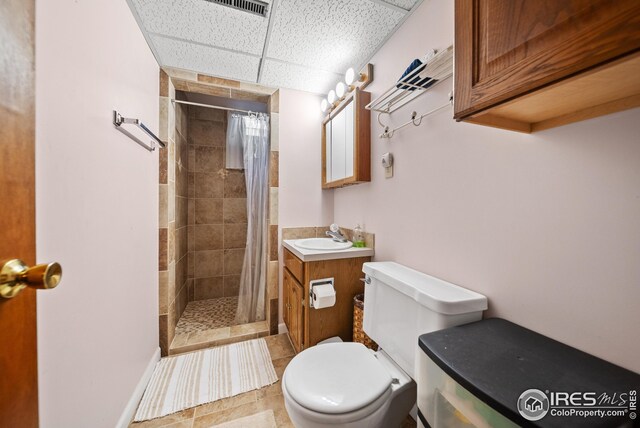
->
[{"left": 157, "top": 73, "right": 280, "bottom": 356}]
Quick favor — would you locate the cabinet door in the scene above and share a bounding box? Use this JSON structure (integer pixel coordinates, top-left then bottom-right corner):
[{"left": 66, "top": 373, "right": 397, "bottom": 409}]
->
[
  {"left": 283, "top": 269, "right": 291, "bottom": 329},
  {"left": 454, "top": 0, "right": 640, "bottom": 119},
  {"left": 344, "top": 101, "right": 354, "bottom": 179},
  {"left": 289, "top": 277, "right": 304, "bottom": 353},
  {"left": 330, "top": 106, "right": 346, "bottom": 182}
]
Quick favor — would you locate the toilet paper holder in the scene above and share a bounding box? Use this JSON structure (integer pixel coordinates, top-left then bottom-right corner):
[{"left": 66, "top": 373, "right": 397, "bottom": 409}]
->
[{"left": 309, "top": 278, "right": 336, "bottom": 309}]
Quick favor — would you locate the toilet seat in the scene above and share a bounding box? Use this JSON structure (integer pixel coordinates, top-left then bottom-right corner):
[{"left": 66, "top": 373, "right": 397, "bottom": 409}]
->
[{"left": 283, "top": 343, "right": 392, "bottom": 415}]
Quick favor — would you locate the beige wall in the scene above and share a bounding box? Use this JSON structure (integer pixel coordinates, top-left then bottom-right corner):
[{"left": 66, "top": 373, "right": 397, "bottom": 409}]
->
[
  {"left": 35, "top": 0, "right": 160, "bottom": 426},
  {"left": 333, "top": 0, "right": 640, "bottom": 372}
]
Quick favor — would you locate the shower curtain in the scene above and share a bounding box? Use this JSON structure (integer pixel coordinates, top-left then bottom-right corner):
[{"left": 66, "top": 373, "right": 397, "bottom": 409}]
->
[{"left": 231, "top": 112, "right": 270, "bottom": 324}]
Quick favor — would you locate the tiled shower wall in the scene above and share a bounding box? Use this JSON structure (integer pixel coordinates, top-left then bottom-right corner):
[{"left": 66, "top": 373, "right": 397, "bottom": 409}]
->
[
  {"left": 159, "top": 69, "right": 280, "bottom": 355},
  {"left": 158, "top": 71, "right": 190, "bottom": 355},
  {"left": 187, "top": 106, "right": 247, "bottom": 302}
]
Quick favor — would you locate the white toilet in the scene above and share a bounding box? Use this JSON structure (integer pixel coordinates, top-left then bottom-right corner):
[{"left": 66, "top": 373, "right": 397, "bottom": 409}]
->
[{"left": 282, "top": 261, "right": 488, "bottom": 428}]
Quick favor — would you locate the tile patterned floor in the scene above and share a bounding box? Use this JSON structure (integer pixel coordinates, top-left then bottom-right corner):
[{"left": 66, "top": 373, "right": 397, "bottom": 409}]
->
[
  {"left": 131, "top": 334, "right": 418, "bottom": 428},
  {"left": 175, "top": 297, "right": 239, "bottom": 335}
]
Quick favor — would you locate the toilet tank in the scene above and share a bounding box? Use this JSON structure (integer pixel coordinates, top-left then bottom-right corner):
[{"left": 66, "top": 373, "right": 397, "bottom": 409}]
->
[{"left": 362, "top": 262, "right": 487, "bottom": 379}]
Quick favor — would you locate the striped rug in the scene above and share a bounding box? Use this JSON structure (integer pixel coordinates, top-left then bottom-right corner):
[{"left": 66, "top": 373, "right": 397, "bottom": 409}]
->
[{"left": 133, "top": 338, "right": 278, "bottom": 422}]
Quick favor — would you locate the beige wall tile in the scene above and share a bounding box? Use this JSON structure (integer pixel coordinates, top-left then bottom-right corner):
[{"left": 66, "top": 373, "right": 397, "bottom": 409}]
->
[
  {"left": 224, "top": 223, "right": 247, "bottom": 249},
  {"left": 281, "top": 227, "right": 316, "bottom": 240},
  {"left": 269, "top": 225, "right": 278, "bottom": 261},
  {"left": 194, "top": 224, "right": 224, "bottom": 251},
  {"left": 223, "top": 249, "right": 245, "bottom": 275},
  {"left": 223, "top": 198, "right": 247, "bottom": 223},
  {"left": 269, "top": 188, "right": 278, "bottom": 226},
  {"left": 195, "top": 198, "right": 223, "bottom": 224},
  {"left": 270, "top": 112, "right": 279, "bottom": 152},
  {"left": 223, "top": 275, "right": 241, "bottom": 297},
  {"left": 189, "top": 119, "right": 225, "bottom": 146},
  {"left": 187, "top": 81, "right": 232, "bottom": 98},
  {"left": 270, "top": 90, "right": 279, "bottom": 113},
  {"left": 168, "top": 221, "right": 175, "bottom": 263},
  {"left": 194, "top": 146, "right": 224, "bottom": 173},
  {"left": 194, "top": 250, "right": 224, "bottom": 278},
  {"left": 189, "top": 105, "right": 226, "bottom": 122},
  {"left": 176, "top": 196, "right": 188, "bottom": 229},
  {"left": 188, "top": 198, "right": 195, "bottom": 225},
  {"left": 159, "top": 146, "right": 168, "bottom": 184},
  {"left": 176, "top": 226, "right": 188, "bottom": 261},
  {"left": 159, "top": 185, "right": 168, "bottom": 228},
  {"left": 159, "top": 97, "right": 169, "bottom": 143},
  {"left": 159, "top": 270, "right": 168, "bottom": 315},
  {"left": 159, "top": 228, "right": 168, "bottom": 271},
  {"left": 168, "top": 181, "right": 175, "bottom": 222},
  {"left": 195, "top": 172, "right": 224, "bottom": 198},
  {"left": 224, "top": 170, "right": 246, "bottom": 198},
  {"left": 188, "top": 251, "right": 194, "bottom": 278},
  {"left": 267, "top": 261, "right": 278, "bottom": 300},
  {"left": 269, "top": 151, "right": 279, "bottom": 187},
  {"left": 188, "top": 172, "right": 195, "bottom": 198},
  {"left": 194, "top": 277, "right": 224, "bottom": 300},
  {"left": 197, "top": 74, "right": 241, "bottom": 88},
  {"left": 168, "top": 140, "right": 175, "bottom": 183}
]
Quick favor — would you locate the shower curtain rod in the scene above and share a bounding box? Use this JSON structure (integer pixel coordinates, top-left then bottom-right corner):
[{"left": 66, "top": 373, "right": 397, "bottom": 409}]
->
[{"left": 171, "top": 99, "right": 266, "bottom": 115}]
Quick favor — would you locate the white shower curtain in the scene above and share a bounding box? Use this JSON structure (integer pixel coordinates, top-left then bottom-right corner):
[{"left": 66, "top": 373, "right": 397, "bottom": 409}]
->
[{"left": 232, "top": 112, "right": 270, "bottom": 324}]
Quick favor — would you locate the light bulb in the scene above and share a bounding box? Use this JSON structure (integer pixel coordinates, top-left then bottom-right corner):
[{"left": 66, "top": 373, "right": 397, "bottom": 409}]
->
[
  {"left": 336, "top": 82, "right": 346, "bottom": 99},
  {"left": 328, "top": 90, "right": 337, "bottom": 104},
  {"left": 345, "top": 67, "right": 355, "bottom": 85},
  {"left": 320, "top": 99, "right": 329, "bottom": 113}
]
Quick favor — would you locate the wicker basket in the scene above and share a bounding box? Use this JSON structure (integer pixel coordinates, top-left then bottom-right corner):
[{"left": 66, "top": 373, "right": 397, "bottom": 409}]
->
[{"left": 353, "top": 294, "right": 378, "bottom": 350}]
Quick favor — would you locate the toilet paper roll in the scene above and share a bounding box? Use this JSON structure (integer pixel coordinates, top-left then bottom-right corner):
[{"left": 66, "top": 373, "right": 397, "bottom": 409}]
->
[{"left": 312, "top": 283, "right": 336, "bottom": 309}]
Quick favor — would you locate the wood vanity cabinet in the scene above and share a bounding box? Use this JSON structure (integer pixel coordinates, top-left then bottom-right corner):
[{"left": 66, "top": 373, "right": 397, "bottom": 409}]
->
[
  {"left": 321, "top": 88, "right": 371, "bottom": 189},
  {"left": 454, "top": 0, "right": 640, "bottom": 132},
  {"left": 282, "top": 248, "right": 371, "bottom": 353}
]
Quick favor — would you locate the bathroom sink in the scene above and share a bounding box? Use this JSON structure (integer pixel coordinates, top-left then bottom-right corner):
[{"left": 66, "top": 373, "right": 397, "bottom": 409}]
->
[{"left": 294, "top": 238, "right": 353, "bottom": 251}]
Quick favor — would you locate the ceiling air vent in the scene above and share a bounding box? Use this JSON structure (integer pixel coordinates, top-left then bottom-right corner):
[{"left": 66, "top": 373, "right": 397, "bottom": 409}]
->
[{"left": 205, "top": 0, "right": 269, "bottom": 17}]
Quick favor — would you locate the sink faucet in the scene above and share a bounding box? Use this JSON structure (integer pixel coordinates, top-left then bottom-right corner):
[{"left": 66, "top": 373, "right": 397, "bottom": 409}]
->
[{"left": 326, "top": 224, "right": 348, "bottom": 243}]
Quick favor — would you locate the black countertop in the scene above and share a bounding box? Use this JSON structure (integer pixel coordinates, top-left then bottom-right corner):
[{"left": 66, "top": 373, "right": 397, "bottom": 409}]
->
[{"left": 419, "top": 318, "right": 639, "bottom": 428}]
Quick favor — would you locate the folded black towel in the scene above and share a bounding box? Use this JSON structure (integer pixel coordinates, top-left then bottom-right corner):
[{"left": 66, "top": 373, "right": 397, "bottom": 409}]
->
[{"left": 396, "top": 59, "right": 437, "bottom": 91}]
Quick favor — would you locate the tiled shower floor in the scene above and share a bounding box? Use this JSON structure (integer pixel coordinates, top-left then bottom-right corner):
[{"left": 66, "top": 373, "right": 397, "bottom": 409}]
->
[{"left": 175, "top": 296, "right": 239, "bottom": 335}]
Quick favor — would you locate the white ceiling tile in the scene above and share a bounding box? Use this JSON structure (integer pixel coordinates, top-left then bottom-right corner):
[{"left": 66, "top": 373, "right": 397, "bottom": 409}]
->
[
  {"left": 131, "top": 0, "right": 271, "bottom": 55},
  {"left": 382, "top": 0, "right": 421, "bottom": 11},
  {"left": 152, "top": 35, "right": 260, "bottom": 82},
  {"left": 259, "top": 60, "right": 342, "bottom": 94},
  {"left": 266, "top": 0, "right": 406, "bottom": 74}
]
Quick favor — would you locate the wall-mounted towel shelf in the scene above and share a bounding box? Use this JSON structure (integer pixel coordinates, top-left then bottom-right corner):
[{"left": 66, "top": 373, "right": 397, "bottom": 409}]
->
[
  {"left": 113, "top": 110, "right": 164, "bottom": 152},
  {"left": 366, "top": 45, "right": 453, "bottom": 139}
]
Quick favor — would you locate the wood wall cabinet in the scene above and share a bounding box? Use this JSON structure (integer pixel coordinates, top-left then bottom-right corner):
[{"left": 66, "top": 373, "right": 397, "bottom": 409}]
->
[
  {"left": 282, "top": 248, "right": 371, "bottom": 353},
  {"left": 454, "top": 0, "right": 640, "bottom": 133},
  {"left": 322, "top": 88, "right": 371, "bottom": 188}
]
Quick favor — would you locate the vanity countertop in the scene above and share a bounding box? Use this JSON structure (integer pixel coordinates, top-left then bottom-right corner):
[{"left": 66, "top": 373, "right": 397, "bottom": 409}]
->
[{"left": 283, "top": 239, "right": 374, "bottom": 262}]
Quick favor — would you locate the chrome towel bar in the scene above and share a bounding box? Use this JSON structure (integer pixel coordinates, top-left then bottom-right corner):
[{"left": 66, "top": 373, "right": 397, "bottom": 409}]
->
[{"left": 113, "top": 110, "right": 165, "bottom": 152}]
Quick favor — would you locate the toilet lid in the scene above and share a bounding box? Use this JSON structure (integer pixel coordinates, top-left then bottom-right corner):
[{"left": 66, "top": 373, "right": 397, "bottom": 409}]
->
[{"left": 284, "top": 342, "right": 392, "bottom": 414}]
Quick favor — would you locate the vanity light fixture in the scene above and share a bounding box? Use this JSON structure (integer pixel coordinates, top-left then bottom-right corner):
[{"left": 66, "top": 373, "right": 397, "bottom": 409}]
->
[
  {"left": 336, "top": 82, "right": 347, "bottom": 99},
  {"left": 345, "top": 67, "right": 365, "bottom": 86},
  {"left": 328, "top": 90, "right": 337, "bottom": 105},
  {"left": 320, "top": 99, "right": 330, "bottom": 113}
]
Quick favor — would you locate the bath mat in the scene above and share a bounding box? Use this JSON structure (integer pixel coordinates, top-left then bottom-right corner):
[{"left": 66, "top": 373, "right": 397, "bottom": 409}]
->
[
  {"left": 133, "top": 338, "right": 278, "bottom": 422},
  {"left": 212, "top": 410, "right": 277, "bottom": 428}
]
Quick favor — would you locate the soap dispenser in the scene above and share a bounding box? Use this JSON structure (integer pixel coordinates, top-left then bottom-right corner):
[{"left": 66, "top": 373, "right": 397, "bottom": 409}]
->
[{"left": 353, "top": 224, "right": 365, "bottom": 248}]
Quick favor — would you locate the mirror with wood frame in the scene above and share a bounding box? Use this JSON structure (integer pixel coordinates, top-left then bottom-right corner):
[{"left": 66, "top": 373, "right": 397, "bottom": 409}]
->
[{"left": 322, "top": 88, "right": 371, "bottom": 188}]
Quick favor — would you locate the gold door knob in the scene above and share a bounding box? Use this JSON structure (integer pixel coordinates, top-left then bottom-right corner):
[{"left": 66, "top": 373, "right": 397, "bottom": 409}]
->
[{"left": 0, "top": 259, "right": 62, "bottom": 299}]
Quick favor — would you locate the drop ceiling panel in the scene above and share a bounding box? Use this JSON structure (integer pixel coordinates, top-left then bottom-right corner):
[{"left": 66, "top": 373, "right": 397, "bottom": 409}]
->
[
  {"left": 131, "top": 0, "right": 271, "bottom": 55},
  {"left": 152, "top": 35, "right": 260, "bottom": 82},
  {"left": 266, "top": 0, "right": 406, "bottom": 74},
  {"left": 259, "top": 59, "right": 342, "bottom": 94}
]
